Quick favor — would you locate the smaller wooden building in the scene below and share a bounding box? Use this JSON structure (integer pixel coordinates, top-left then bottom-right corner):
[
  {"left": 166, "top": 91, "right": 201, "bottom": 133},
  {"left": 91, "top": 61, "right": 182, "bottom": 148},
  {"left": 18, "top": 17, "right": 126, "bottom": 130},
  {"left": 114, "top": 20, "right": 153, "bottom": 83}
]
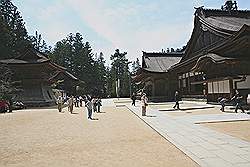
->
[
  {"left": 134, "top": 51, "right": 182, "bottom": 101},
  {"left": 0, "top": 48, "right": 79, "bottom": 106}
]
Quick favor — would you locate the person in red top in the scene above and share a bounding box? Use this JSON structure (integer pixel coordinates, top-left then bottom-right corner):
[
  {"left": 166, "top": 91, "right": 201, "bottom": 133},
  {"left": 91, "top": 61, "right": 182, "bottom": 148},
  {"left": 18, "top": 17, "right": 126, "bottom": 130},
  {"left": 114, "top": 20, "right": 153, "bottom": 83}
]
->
[{"left": 0, "top": 100, "right": 9, "bottom": 113}]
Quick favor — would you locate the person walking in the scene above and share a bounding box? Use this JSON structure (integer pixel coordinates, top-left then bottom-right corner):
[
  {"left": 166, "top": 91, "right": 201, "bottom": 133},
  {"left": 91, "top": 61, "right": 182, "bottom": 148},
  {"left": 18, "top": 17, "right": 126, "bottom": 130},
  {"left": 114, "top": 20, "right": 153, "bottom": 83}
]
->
[
  {"left": 85, "top": 97, "right": 93, "bottom": 119},
  {"left": 173, "top": 91, "right": 180, "bottom": 110},
  {"left": 92, "top": 97, "right": 97, "bottom": 113},
  {"left": 231, "top": 90, "right": 245, "bottom": 113},
  {"left": 131, "top": 93, "right": 136, "bottom": 106},
  {"left": 57, "top": 94, "right": 63, "bottom": 112},
  {"left": 76, "top": 96, "right": 80, "bottom": 107},
  {"left": 68, "top": 95, "right": 74, "bottom": 114},
  {"left": 79, "top": 96, "right": 83, "bottom": 107},
  {"left": 96, "top": 98, "right": 102, "bottom": 113},
  {"left": 218, "top": 97, "right": 227, "bottom": 112},
  {"left": 141, "top": 93, "right": 148, "bottom": 116}
]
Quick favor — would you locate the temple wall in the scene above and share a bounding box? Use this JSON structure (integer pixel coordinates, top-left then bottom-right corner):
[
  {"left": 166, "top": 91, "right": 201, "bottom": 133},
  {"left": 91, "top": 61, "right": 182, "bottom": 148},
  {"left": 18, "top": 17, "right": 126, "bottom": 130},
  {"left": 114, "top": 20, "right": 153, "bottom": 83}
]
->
[{"left": 15, "top": 78, "right": 56, "bottom": 107}]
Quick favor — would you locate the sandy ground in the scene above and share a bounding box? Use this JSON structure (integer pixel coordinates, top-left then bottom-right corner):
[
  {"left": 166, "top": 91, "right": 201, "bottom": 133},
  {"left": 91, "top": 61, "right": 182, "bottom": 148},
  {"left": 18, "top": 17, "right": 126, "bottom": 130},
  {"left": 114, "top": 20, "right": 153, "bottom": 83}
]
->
[
  {"left": 0, "top": 103, "right": 199, "bottom": 167},
  {"left": 203, "top": 121, "right": 250, "bottom": 142}
]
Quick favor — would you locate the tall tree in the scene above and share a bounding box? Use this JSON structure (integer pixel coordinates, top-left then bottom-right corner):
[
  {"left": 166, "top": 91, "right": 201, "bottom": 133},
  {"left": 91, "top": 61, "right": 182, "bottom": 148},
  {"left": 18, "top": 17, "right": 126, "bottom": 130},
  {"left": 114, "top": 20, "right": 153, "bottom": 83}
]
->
[
  {"left": 109, "top": 49, "right": 130, "bottom": 97},
  {"left": 51, "top": 33, "right": 107, "bottom": 96},
  {"left": 131, "top": 58, "right": 140, "bottom": 74},
  {"left": 0, "top": 64, "right": 21, "bottom": 106},
  {"left": 0, "top": 0, "right": 30, "bottom": 59},
  {"left": 93, "top": 52, "right": 108, "bottom": 96},
  {"left": 131, "top": 58, "right": 141, "bottom": 94},
  {"left": 30, "top": 31, "right": 51, "bottom": 54}
]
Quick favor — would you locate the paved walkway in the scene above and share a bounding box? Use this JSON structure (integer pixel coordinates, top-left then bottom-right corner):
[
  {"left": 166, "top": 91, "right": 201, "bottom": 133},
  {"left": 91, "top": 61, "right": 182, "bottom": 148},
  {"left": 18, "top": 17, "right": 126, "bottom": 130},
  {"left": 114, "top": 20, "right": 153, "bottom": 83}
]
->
[{"left": 126, "top": 102, "right": 250, "bottom": 167}]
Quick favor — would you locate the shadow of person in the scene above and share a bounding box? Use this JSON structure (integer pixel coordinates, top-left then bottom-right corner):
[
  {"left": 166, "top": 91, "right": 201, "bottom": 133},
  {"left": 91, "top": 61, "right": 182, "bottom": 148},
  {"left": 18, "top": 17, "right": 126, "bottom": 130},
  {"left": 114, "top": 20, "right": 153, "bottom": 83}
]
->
[
  {"left": 159, "top": 109, "right": 176, "bottom": 112},
  {"left": 146, "top": 115, "right": 157, "bottom": 117},
  {"left": 90, "top": 118, "right": 99, "bottom": 121},
  {"left": 71, "top": 112, "right": 79, "bottom": 114},
  {"left": 179, "top": 106, "right": 213, "bottom": 111}
]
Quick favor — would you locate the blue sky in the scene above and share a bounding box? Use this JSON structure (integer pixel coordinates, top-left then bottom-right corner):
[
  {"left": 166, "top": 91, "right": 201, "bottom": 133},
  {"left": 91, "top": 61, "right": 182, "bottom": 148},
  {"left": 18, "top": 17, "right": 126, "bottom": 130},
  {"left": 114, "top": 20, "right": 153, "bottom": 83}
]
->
[{"left": 15, "top": 0, "right": 250, "bottom": 64}]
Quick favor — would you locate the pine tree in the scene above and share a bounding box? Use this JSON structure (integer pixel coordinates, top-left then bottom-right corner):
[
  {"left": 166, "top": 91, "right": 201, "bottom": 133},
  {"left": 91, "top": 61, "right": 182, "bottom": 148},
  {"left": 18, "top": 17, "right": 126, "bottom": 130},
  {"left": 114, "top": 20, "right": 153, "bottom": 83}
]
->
[
  {"left": 93, "top": 52, "right": 108, "bottom": 96},
  {"left": 109, "top": 49, "right": 130, "bottom": 97},
  {"left": 50, "top": 33, "right": 108, "bottom": 96},
  {"left": 0, "top": 0, "right": 30, "bottom": 59},
  {"left": 30, "top": 31, "right": 51, "bottom": 54},
  {"left": 131, "top": 58, "right": 141, "bottom": 94}
]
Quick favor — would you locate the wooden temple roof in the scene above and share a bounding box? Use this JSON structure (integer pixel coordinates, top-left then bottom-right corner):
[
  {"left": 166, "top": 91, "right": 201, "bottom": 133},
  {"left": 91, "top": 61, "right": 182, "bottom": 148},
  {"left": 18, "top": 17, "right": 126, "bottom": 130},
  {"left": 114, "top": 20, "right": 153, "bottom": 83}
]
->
[
  {"left": 0, "top": 48, "right": 50, "bottom": 64},
  {"left": 142, "top": 51, "right": 183, "bottom": 73},
  {"left": 191, "top": 53, "right": 237, "bottom": 72},
  {"left": 49, "top": 71, "right": 79, "bottom": 83},
  {"left": 170, "top": 7, "right": 250, "bottom": 73},
  {"left": 200, "top": 9, "right": 250, "bottom": 32},
  {"left": 133, "top": 52, "right": 182, "bottom": 84},
  {"left": 0, "top": 48, "right": 80, "bottom": 83}
]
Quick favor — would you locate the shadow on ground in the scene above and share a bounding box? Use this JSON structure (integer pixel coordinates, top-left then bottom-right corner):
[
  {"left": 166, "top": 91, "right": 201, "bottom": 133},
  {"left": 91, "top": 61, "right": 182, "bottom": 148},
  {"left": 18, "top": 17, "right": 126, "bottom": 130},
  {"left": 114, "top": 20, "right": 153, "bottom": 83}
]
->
[{"left": 159, "top": 106, "right": 214, "bottom": 112}]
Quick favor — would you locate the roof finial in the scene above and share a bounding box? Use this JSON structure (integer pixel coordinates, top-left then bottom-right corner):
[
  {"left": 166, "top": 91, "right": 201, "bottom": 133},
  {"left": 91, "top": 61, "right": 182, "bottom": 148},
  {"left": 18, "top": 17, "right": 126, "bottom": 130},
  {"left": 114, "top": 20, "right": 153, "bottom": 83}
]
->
[{"left": 221, "top": 0, "right": 238, "bottom": 11}]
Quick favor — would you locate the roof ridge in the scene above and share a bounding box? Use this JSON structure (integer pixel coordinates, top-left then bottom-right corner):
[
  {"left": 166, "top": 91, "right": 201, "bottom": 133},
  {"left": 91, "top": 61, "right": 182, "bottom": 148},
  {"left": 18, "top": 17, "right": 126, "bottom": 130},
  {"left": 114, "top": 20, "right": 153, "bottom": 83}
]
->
[
  {"left": 143, "top": 52, "right": 183, "bottom": 58},
  {"left": 200, "top": 8, "right": 250, "bottom": 18}
]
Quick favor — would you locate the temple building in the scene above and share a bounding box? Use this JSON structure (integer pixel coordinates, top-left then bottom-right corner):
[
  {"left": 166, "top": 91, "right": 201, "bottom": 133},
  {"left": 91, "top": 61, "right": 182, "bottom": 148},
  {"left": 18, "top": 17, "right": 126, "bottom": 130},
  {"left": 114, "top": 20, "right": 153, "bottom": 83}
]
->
[
  {"left": 169, "top": 1, "right": 250, "bottom": 102},
  {"left": 134, "top": 51, "right": 182, "bottom": 101},
  {"left": 135, "top": 1, "right": 250, "bottom": 103},
  {"left": 0, "top": 48, "right": 79, "bottom": 107}
]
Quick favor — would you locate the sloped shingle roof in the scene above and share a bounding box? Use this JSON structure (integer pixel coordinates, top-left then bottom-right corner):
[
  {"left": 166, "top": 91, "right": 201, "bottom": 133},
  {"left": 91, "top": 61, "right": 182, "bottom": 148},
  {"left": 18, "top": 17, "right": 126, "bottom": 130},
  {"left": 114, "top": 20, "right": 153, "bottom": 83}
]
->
[{"left": 142, "top": 52, "right": 183, "bottom": 73}]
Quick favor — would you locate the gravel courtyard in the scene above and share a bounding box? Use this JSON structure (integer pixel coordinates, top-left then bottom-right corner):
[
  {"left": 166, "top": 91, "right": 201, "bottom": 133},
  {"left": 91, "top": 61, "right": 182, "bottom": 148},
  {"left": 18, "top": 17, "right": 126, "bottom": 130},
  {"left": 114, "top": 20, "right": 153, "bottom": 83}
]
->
[{"left": 0, "top": 100, "right": 199, "bottom": 167}]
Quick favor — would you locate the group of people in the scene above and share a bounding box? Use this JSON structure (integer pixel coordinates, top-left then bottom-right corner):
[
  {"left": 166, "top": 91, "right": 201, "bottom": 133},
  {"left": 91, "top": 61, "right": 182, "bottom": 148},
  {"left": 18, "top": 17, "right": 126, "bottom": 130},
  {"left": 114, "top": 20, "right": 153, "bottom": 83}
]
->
[
  {"left": 131, "top": 89, "right": 247, "bottom": 116},
  {"left": 85, "top": 96, "right": 102, "bottom": 119},
  {"left": 174, "top": 89, "right": 247, "bottom": 113},
  {"left": 131, "top": 91, "right": 179, "bottom": 116},
  {"left": 219, "top": 90, "right": 246, "bottom": 113},
  {"left": 131, "top": 92, "right": 148, "bottom": 116},
  {"left": 57, "top": 95, "right": 75, "bottom": 114},
  {"left": 57, "top": 94, "right": 102, "bottom": 119}
]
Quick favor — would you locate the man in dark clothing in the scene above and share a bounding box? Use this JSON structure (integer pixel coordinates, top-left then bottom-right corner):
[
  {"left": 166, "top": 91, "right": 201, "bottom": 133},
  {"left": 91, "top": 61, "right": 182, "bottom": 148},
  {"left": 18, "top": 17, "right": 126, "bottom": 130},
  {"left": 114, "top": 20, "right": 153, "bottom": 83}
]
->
[
  {"left": 173, "top": 91, "right": 180, "bottom": 110},
  {"left": 231, "top": 90, "right": 245, "bottom": 113},
  {"left": 131, "top": 93, "right": 136, "bottom": 106}
]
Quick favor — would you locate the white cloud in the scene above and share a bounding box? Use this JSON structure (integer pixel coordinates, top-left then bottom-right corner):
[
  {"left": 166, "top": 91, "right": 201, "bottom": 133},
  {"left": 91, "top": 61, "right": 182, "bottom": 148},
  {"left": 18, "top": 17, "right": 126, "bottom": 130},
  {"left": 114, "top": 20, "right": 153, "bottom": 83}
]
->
[
  {"left": 19, "top": 0, "right": 196, "bottom": 64},
  {"left": 64, "top": 0, "right": 194, "bottom": 64}
]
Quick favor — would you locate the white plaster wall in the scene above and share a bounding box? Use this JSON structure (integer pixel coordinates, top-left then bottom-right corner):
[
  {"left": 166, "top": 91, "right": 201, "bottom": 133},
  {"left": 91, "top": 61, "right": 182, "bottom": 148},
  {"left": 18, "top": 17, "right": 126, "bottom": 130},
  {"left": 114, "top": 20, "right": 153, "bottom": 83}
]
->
[{"left": 237, "top": 75, "right": 250, "bottom": 89}]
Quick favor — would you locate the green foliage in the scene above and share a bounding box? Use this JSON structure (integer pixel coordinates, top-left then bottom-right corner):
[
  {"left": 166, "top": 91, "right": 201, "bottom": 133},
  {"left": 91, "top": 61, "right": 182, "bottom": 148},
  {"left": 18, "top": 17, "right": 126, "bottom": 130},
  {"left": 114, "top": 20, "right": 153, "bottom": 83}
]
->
[
  {"left": 0, "top": 0, "right": 31, "bottom": 59},
  {"left": 0, "top": 64, "right": 20, "bottom": 100},
  {"left": 131, "top": 58, "right": 140, "bottom": 74},
  {"left": 109, "top": 49, "right": 130, "bottom": 97},
  {"left": 30, "top": 31, "right": 51, "bottom": 54},
  {"left": 93, "top": 52, "right": 108, "bottom": 96},
  {"left": 131, "top": 58, "right": 141, "bottom": 94},
  {"left": 0, "top": 1, "right": 134, "bottom": 99},
  {"left": 50, "top": 33, "right": 108, "bottom": 97}
]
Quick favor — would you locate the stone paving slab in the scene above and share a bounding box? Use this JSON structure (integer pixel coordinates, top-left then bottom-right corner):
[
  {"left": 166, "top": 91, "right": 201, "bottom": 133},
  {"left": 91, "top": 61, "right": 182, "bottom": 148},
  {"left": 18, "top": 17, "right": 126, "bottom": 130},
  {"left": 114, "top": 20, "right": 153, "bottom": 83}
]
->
[{"left": 126, "top": 103, "right": 250, "bottom": 167}]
